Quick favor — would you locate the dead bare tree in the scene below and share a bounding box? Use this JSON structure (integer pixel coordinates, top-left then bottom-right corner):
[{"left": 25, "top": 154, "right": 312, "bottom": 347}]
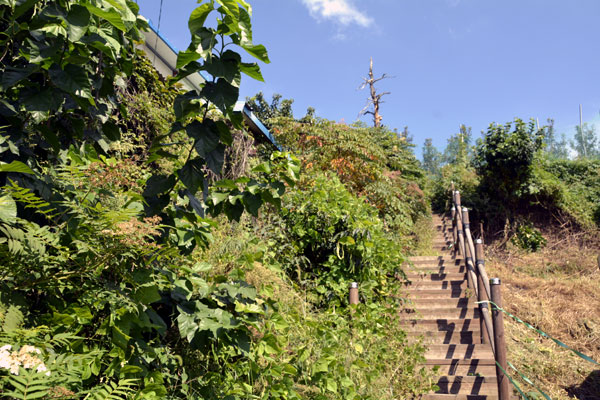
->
[{"left": 358, "top": 57, "right": 392, "bottom": 128}]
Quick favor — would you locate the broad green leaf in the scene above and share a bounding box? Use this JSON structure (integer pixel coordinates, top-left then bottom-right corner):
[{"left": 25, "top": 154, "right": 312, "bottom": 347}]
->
[
  {"left": 0, "top": 195, "right": 17, "bottom": 223},
  {"left": 13, "top": 0, "right": 36, "bottom": 19},
  {"left": 48, "top": 64, "right": 92, "bottom": 100},
  {"left": 184, "top": 190, "right": 204, "bottom": 216},
  {"left": 66, "top": 5, "right": 90, "bottom": 41},
  {"left": 242, "top": 193, "right": 262, "bottom": 216},
  {"left": 188, "top": 3, "right": 213, "bottom": 34},
  {"left": 173, "top": 91, "right": 203, "bottom": 121},
  {"left": 338, "top": 236, "right": 355, "bottom": 245},
  {"left": 0, "top": 161, "right": 34, "bottom": 174},
  {"left": 202, "top": 50, "right": 240, "bottom": 84},
  {"left": 176, "top": 50, "right": 202, "bottom": 69},
  {"left": 176, "top": 309, "right": 198, "bottom": 342},
  {"left": 134, "top": 284, "right": 161, "bottom": 305},
  {"left": 84, "top": 3, "right": 126, "bottom": 32},
  {"left": 0, "top": 64, "right": 39, "bottom": 89},
  {"left": 37, "top": 23, "right": 67, "bottom": 37},
  {"left": 236, "top": 0, "right": 252, "bottom": 15},
  {"left": 241, "top": 43, "right": 270, "bottom": 63},
  {"left": 201, "top": 79, "right": 239, "bottom": 112},
  {"left": 22, "top": 88, "right": 63, "bottom": 115},
  {"left": 326, "top": 378, "right": 338, "bottom": 393},
  {"left": 205, "top": 144, "right": 225, "bottom": 174},
  {"left": 215, "top": 0, "right": 240, "bottom": 21},
  {"left": 120, "top": 365, "right": 143, "bottom": 375},
  {"left": 178, "top": 157, "right": 205, "bottom": 194},
  {"left": 102, "top": 121, "right": 120, "bottom": 141},
  {"left": 187, "top": 119, "right": 221, "bottom": 157},
  {"left": 143, "top": 174, "right": 176, "bottom": 197},
  {"left": 237, "top": 6, "right": 252, "bottom": 44},
  {"left": 189, "top": 28, "right": 216, "bottom": 60},
  {"left": 210, "top": 192, "right": 229, "bottom": 206},
  {"left": 105, "top": 0, "right": 136, "bottom": 23},
  {"left": 239, "top": 62, "right": 263, "bottom": 82}
]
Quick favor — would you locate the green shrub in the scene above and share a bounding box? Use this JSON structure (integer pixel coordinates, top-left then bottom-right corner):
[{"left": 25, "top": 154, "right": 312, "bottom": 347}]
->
[
  {"left": 511, "top": 223, "right": 547, "bottom": 252},
  {"left": 271, "top": 173, "right": 405, "bottom": 306},
  {"left": 470, "top": 119, "right": 545, "bottom": 226}
]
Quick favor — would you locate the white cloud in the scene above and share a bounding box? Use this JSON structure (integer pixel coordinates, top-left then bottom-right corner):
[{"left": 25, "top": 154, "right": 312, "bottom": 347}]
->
[{"left": 301, "top": 0, "right": 373, "bottom": 27}]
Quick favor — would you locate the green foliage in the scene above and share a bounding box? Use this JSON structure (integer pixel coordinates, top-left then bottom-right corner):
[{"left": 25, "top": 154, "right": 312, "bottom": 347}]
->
[
  {"left": 0, "top": 0, "right": 146, "bottom": 160},
  {"left": 542, "top": 118, "right": 569, "bottom": 160},
  {"left": 246, "top": 92, "right": 295, "bottom": 123},
  {"left": 511, "top": 223, "right": 547, "bottom": 252},
  {"left": 571, "top": 122, "right": 599, "bottom": 159},
  {"left": 268, "top": 117, "right": 428, "bottom": 243},
  {"left": 472, "top": 118, "right": 545, "bottom": 222},
  {"left": 273, "top": 173, "right": 405, "bottom": 305},
  {"left": 422, "top": 138, "right": 441, "bottom": 176},
  {"left": 429, "top": 162, "right": 479, "bottom": 213},
  {"left": 527, "top": 157, "right": 600, "bottom": 228},
  {"left": 442, "top": 124, "right": 473, "bottom": 166}
]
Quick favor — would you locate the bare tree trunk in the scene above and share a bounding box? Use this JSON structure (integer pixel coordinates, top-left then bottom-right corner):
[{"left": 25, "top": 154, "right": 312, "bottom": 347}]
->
[{"left": 359, "top": 58, "right": 391, "bottom": 128}]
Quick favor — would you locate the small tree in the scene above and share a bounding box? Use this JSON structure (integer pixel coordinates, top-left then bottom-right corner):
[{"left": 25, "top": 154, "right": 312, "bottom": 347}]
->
[
  {"left": 422, "top": 138, "right": 442, "bottom": 176},
  {"left": 442, "top": 125, "right": 472, "bottom": 166},
  {"left": 358, "top": 58, "right": 391, "bottom": 128},
  {"left": 571, "top": 122, "right": 599, "bottom": 159},
  {"left": 473, "top": 119, "right": 545, "bottom": 220}
]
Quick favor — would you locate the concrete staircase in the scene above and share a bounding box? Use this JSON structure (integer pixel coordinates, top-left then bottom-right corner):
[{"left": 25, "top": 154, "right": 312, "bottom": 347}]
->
[{"left": 403, "top": 214, "right": 500, "bottom": 399}]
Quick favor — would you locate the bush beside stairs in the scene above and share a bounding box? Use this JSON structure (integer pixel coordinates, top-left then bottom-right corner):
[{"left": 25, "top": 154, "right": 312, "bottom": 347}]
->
[{"left": 402, "top": 214, "right": 510, "bottom": 400}]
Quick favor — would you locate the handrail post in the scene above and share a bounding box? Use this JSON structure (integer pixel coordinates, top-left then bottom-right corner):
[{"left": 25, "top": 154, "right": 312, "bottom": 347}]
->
[
  {"left": 490, "top": 278, "right": 510, "bottom": 400},
  {"left": 349, "top": 282, "right": 359, "bottom": 305},
  {"left": 451, "top": 205, "right": 457, "bottom": 256},
  {"left": 454, "top": 191, "right": 462, "bottom": 257},
  {"left": 455, "top": 191, "right": 462, "bottom": 215},
  {"left": 475, "top": 239, "right": 491, "bottom": 345}
]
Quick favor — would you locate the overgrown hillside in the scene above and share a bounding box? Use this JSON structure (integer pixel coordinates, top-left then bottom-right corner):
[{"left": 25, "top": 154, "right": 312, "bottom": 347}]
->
[{"left": 0, "top": 1, "right": 434, "bottom": 398}]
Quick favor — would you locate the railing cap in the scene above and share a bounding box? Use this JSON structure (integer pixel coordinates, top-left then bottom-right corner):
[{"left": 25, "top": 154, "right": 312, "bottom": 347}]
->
[
  {"left": 490, "top": 278, "right": 501, "bottom": 285},
  {"left": 350, "top": 282, "right": 359, "bottom": 289},
  {"left": 462, "top": 206, "right": 468, "bottom": 212},
  {"left": 476, "top": 238, "right": 483, "bottom": 244}
]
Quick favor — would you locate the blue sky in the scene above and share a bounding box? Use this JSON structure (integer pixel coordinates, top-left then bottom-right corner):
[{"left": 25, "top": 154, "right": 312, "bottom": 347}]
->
[{"left": 135, "top": 0, "right": 600, "bottom": 154}]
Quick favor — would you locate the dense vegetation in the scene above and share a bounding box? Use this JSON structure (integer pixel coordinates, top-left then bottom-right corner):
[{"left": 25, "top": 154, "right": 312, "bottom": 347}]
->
[
  {"left": 0, "top": 1, "right": 434, "bottom": 399},
  {"left": 425, "top": 119, "right": 600, "bottom": 239}
]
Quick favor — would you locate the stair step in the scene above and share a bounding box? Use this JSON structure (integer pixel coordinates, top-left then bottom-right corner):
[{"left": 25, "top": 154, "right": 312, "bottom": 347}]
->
[
  {"left": 404, "top": 318, "right": 480, "bottom": 331},
  {"left": 406, "top": 280, "right": 468, "bottom": 290},
  {"left": 424, "top": 359, "right": 497, "bottom": 376},
  {"left": 403, "top": 289, "right": 467, "bottom": 298},
  {"left": 408, "top": 256, "right": 464, "bottom": 266},
  {"left": 425, "top": 344, "right": 494, "bottom": 360},
  {"left": 400, "top": 307, "right": 480, "bottom": 320},
  {"left": 435, "top": 376, "right": 498, "bottom": 395},
  {"left": 407, "top": 330, "right": 481, "bottom": 344},
  {"left": 409, "top": 265, "right": 468, "bottom": 273},
  {"left": 406, "top": 272, "right": 467, "bottom": 281},
  {"left": 404, "top": 297, "right": 473, "bottom": 308},
  {"left": 422, "top": 394, "right": 499, "bottom": 400}
]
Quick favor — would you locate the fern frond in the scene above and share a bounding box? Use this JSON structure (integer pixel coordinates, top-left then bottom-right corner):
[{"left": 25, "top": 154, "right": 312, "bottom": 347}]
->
[
  {"left": 2, "top": 305, "right": 24, "bottom": 332},
  {"left": 4, "top": 368, "right": 52, "bottom": 400},
  {"left": 4, "top": 181, "right": 58, "bottom": 219},
  {"left": 84, "top": 379, "right": 139, "bottom": 400}
]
